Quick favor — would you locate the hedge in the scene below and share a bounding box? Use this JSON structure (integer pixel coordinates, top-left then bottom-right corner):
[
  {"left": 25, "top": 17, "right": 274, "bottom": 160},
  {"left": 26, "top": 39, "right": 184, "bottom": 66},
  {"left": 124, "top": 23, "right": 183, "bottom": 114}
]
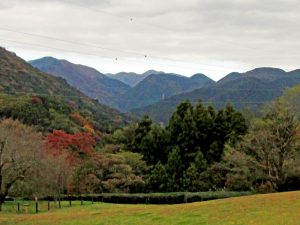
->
[{"left": 37, "top": 191, "right": 251, "bottom": 205}]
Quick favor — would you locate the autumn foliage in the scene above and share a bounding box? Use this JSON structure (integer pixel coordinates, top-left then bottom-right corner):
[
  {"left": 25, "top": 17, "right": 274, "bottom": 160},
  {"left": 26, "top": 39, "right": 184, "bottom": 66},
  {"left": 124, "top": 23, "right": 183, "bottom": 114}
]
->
[{"left": 45, "top": 130, "right": 96, "bottom": 157}]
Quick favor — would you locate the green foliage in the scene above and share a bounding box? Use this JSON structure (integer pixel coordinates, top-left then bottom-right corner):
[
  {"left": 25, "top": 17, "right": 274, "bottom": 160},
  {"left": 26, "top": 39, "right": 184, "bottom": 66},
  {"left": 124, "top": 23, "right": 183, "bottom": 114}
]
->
[
  {"left": 226, "top": 100, "right": 300, "bottom": 192},
  {"left": 278, "top": 84, "right": 300, "bottom": 119},
  {"left": 130, "top": 101, "right": 248, "bottom": 192},
  {"left": 0, "top": 94, "right": 82, "bottom": 133},
  {"left": 132, "top": 116, "right": 170, "bottom": 165},
  {"left": 165, "top": 147, "right": 184, "bottom": 191},
  {"left": 146, "top": 162, "right": 168, "bottom": 192},
  {"left": 73, "top": 151, "right": 147, "bottom": 194}
]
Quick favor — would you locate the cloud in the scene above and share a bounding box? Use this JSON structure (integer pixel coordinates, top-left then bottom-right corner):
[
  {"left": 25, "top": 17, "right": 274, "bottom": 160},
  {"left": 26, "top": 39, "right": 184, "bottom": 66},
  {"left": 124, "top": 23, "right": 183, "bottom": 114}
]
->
[{"left": 0, "top": 0, "right": 299, "bottom": 79}]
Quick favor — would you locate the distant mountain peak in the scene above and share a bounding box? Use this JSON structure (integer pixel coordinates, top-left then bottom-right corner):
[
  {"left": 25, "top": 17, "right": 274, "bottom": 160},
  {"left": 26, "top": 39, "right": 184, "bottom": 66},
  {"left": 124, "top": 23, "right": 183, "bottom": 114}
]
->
[
  {"left": 189, "top": 73, "right": 215, "bottom": 86},
  {"left": 142, "top": 70, "right": 164, "bottom": 76},
  {"left": 247, "top": 67, "right": 286, "bottom": 73},
  {"left": 242, "top": 67, "right": 287, "bottom": 82},
  {"left": 29, "top": 56, "right": 61, "bottom": 64}
]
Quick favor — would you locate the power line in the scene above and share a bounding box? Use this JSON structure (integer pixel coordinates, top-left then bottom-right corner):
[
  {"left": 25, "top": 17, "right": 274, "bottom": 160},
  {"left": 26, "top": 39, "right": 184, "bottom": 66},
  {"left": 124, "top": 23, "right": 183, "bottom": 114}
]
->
[
  {"left": 1, "top": 37, "right": 235, "bottom": 74},
  {"left": 0, "top": 27, "right": 238, "bottom": 73},
  {"left": 0, "top": 27, "right": 145, "bottom": 57}
]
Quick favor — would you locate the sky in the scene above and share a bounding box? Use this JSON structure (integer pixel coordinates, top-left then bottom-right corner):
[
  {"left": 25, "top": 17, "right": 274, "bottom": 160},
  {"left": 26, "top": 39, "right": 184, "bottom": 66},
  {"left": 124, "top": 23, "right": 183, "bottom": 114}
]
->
[{"left": 0, "top": 0, "right": 299, "bottom": 81}]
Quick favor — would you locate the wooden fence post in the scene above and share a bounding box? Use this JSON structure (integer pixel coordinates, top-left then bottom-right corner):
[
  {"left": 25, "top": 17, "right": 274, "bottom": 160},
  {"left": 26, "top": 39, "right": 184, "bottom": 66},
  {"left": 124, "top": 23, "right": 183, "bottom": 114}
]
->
[{"left": 36, "top": 202, "right": 38, "bottom": 213}]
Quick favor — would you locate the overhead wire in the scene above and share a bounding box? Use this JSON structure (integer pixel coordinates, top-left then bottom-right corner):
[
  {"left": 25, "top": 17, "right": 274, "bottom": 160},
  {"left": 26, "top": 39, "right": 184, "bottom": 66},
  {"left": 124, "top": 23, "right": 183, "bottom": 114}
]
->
[
  {"left": 0, "top": 27, "right": 238, "bottom": 72},
  {"left": 0, "top": 36, "right": 236, "bottom": 74}
]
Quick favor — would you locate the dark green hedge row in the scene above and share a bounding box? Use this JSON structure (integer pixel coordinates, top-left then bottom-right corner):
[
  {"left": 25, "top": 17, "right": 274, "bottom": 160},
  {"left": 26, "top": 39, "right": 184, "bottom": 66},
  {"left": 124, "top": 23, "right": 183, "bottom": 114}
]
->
[{"left": 41, "top": 191, "right": 251, "bottom": 205}]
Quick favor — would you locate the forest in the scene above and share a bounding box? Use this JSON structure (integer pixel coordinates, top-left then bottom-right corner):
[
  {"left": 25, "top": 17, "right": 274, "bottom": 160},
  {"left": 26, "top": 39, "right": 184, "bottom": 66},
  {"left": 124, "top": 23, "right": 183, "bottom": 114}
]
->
[{"left": 1, "top": 84, "right": 300, "bottom": 208}]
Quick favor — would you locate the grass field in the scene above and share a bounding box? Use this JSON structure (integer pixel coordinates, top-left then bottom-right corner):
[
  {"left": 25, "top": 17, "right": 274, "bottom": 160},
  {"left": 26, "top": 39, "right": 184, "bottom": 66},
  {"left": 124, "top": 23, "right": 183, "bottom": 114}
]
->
[{"left": 0, "top": 191, "right": 299, "bottom": 225}]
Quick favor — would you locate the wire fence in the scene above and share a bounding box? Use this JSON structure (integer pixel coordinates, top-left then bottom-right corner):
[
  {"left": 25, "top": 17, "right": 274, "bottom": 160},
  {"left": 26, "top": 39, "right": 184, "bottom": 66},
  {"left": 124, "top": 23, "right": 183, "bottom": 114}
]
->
[{"left": 1, "top": 199, "right": 95, "bottom": 214}]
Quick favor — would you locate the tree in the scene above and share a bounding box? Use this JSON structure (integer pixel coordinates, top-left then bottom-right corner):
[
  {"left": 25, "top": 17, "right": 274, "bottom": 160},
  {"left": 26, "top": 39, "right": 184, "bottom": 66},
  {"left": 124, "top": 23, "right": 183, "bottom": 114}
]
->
[
  {"left": 45, "top": 130, "right": 96, "bottom": 157},
  {"left": 229, "top": 100, "right": 300, "bottom": 191},
  {"left": 147, "top": 162, "right": 168, "bottom": 192},
  {"left": 167, "top": 101, "right": 247, "bottom": 167},
  {"left": 128, "top": 101, "right": 248, "bottom": 192},
  {"left": 167, "top": 101, "right": 197, "bottom": 168},
  {"left": 165, "top": 147, "right": 184, "bottom": 191},
  {"left": 132, "top": 115, "right": 152, "bottom": 152},
  {"left": 137, "top": 124, "right": 170, "bottom": 165},
  {"left": 0, "top": 119, "right": 45, "bottom": 210},
  {"left": 132, "top": 116, "right": 169, "bottom": 165},
  {"left": 73, "top": 152, "right": 147, "bottom": 194},
  {"left": 44, "top": 130, "right": 97, "bottom": 196},
  {"left": 279, "top": 84, "right": 300, "bottom": 119},
  {"left": 111, "top": 123, "right": 138, "bottom": 150}
]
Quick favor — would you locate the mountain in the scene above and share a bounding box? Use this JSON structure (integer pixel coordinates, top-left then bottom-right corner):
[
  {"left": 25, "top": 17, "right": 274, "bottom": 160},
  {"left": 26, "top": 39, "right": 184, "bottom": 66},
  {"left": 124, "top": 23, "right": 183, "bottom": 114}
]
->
[
  {"left": 242, "top": 67, "right": 287, "bottom": 81},
  {"left": 29, "top": 57, "right": 131, "bottom": 109},
  {"left": 217, "top": 72, "right": 242, "bottom": 85},
  {"left": 142, "top": 70, "right": 164, "bottom": 77},
  {"left": 217, "top": 68, "right": 286, "bottom": 85},
  {"left": 0, "top": 47, "right": 131, "bottom": 131},
  {"left": 117, "top": 72, "right": 215, "bottom": 111},
  {"left": 29, "top": 58, "right": 214, "bottom": 111},
  {"left": 132, "top": 68, "right": 300, "bottom": 123},
  {"left": 189, "top": 73, "right": 215, "bottom": 85},
  {"left": 106, "top": 70, "right": 163, "bottom": 87},
  {"left": 106, "top": 72, "right": 148, "bottom": 87}
]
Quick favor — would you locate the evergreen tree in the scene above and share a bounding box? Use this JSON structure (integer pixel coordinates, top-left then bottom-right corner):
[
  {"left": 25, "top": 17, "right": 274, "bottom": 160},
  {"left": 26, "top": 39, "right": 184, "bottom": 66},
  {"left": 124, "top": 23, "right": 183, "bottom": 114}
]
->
[{"left": 165, "top": 147, "right": 184, "bottom": 191}]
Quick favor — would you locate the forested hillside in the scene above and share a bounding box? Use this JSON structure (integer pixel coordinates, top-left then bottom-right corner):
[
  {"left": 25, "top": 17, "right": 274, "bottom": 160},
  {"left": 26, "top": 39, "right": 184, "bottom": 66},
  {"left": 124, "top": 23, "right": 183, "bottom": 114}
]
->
[
  {"left": 0, "top": 47, "right": 131, "bottom": 131},
  {"left": 133, "top": 68, "right": 300, "bottom": 123},
  {"left": 119, "top": 73, "right": 214, "bottom": 110}
]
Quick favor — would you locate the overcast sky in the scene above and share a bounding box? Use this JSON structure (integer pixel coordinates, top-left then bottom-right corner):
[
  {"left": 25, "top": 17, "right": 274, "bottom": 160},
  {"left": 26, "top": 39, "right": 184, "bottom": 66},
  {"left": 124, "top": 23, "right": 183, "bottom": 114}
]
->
[{"left": 0, "top": 0, "right": 299, "bottom": 80}]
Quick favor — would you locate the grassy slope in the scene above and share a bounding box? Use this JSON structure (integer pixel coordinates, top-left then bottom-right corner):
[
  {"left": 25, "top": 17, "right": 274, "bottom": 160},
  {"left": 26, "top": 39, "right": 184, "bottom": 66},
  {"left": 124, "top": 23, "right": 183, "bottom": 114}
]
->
[{"left": 1, "top": 191, "right": 300, "bottom": 225}]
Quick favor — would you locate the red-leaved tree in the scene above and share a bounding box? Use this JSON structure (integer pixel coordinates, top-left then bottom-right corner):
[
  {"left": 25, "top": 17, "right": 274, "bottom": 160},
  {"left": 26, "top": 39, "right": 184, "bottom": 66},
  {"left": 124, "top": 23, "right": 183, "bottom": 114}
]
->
[{"left": 44, "top": 130, "right": 97, "bottom": 195}]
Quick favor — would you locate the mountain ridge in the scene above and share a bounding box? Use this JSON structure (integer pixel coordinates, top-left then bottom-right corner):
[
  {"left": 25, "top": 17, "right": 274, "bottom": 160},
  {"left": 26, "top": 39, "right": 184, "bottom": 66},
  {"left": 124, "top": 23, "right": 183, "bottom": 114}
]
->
[
  {"left": 29, "top": 57, "right": 131, "bottom": 109},
  {"left": 117, "top": 72, "right": 215, "bottom": 111},
  {"left": 132, "top": 68, "right": 300, "bottom": 123}
]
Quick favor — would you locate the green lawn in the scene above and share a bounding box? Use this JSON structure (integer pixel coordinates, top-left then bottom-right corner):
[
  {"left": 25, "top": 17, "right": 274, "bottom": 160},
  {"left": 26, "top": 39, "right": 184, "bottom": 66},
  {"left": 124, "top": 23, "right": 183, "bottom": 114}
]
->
[{"left": 0, "top": 191, "right": 300, "bottom": 225}]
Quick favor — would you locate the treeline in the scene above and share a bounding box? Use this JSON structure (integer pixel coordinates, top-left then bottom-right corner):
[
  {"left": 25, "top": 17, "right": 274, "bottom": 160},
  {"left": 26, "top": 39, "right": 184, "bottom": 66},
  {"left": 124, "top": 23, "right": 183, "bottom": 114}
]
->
[{"left": 119, "top": 102, "right": 248, "bottom": 192}]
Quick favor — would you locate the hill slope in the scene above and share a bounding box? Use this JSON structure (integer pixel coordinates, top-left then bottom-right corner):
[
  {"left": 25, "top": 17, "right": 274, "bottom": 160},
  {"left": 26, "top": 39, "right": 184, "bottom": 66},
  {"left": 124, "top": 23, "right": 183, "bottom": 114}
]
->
[
  {"left": 133, "top": 68, "right": 300, "bottom": 123},
  {"left": 0, "top": 47, "right": 130, "bottom": 131},
  {"left": 29, "top": 57, "right": 131, "bottom": 109},
  {"left": 119, "top": 73, "right": 214, "bottom": 111},
  {"left": 1, "top": 191, "right": 299, "bottom": 225}
]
